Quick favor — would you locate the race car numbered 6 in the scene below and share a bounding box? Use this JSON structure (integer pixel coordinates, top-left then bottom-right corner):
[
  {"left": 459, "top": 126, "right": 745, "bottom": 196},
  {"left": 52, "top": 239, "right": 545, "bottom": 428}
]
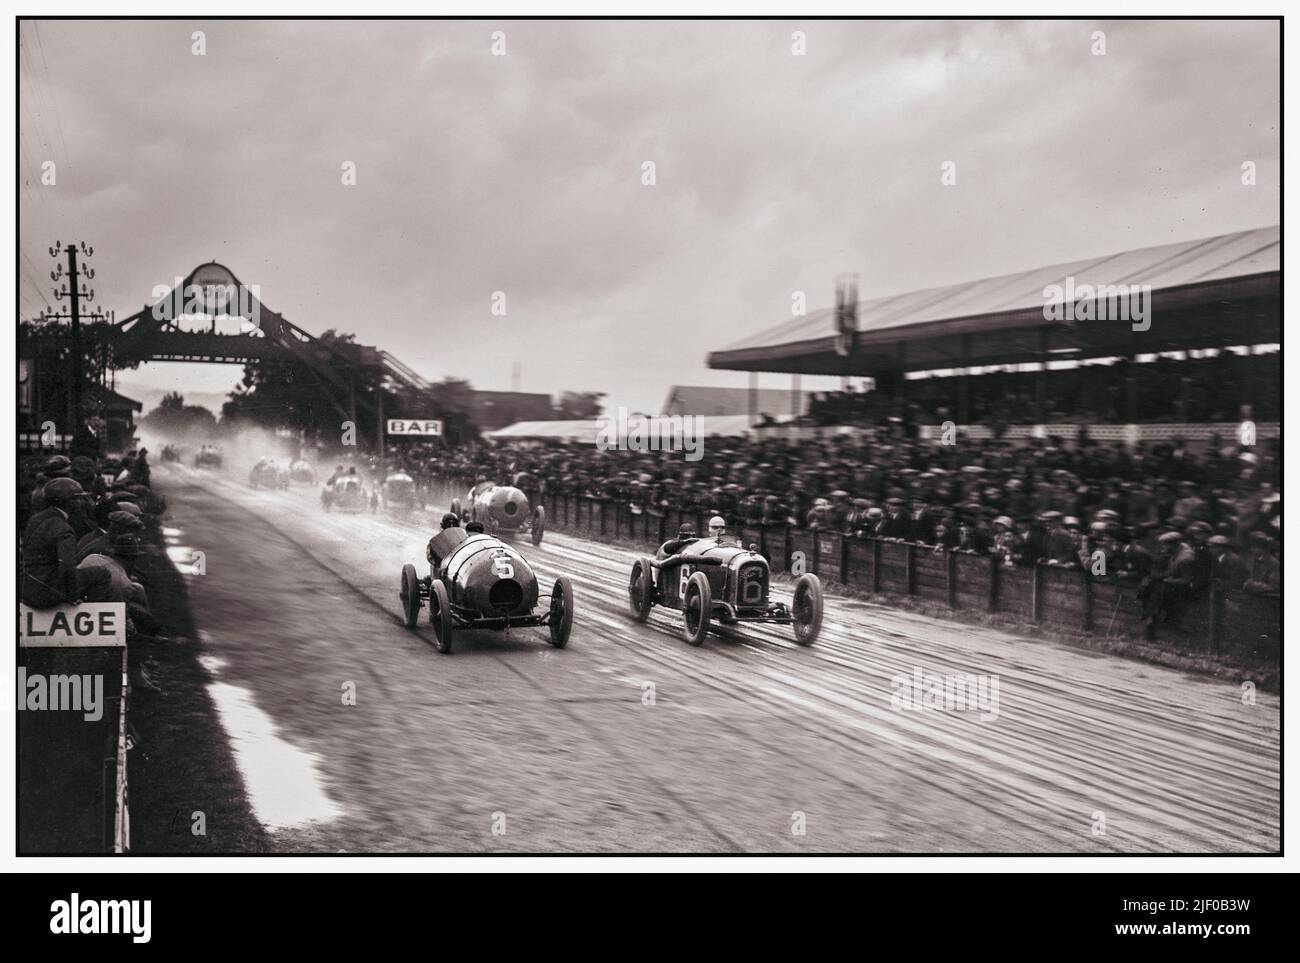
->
[{"left": 20, "top": 602, "right": 127, "bottom": 648}]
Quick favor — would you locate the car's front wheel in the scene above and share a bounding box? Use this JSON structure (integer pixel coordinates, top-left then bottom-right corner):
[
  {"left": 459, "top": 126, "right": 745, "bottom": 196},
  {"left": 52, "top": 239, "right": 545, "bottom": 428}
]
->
[
  {"left": 531, "top": 505, "right": 546, "bottom": 546},
  {"left": 682, "top": 571, "right": 712, "bottom": 646},
  {"left": 548, "top": 576, "right": 574, "bottom": 648},
  {"left": 429, "top": 579, "right": 454, "bottom": 653}
]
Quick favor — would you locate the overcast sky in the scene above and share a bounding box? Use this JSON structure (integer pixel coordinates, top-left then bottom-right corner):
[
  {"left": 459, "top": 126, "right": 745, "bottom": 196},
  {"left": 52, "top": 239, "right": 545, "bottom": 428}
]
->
[{"left": 19, "top": 18, "right": 1280, "bottom": 415}]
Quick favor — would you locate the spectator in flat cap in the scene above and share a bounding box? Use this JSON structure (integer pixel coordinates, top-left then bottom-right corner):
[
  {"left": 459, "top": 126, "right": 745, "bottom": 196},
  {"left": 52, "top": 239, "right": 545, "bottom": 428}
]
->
[
  {"left": 1242, "top": 532, "right": 1279, "bottom": 595},
  {"left": 21, "top": 478, "right": 115, "bottom": 609}
]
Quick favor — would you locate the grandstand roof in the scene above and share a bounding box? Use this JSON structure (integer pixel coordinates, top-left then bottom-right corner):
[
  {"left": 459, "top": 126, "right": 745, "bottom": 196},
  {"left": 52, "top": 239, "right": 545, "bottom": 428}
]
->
[
  {"left": 662, "top": 384, "right": 809, "bottom": 417},
  {"left": 709, "top": 225, "right": 1279, "bottom": 375}
]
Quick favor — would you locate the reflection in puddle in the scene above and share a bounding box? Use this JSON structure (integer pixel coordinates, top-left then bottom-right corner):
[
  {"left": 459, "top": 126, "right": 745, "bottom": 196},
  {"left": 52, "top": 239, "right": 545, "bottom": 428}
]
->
[
  {"left": 204, "top": 678, "right": 343, "bottom": 831},
  {"left": 165, "top": 545, "right": 202, "bottom": 575}
]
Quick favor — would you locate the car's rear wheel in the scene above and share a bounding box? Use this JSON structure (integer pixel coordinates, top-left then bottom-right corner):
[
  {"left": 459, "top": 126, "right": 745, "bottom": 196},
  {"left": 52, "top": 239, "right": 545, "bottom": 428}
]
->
[
  {"left": 682, "top": 571, "right": 712, "bottom": 646},
  {"left": 792, "top": 573, "right": 823, "bottom": 645},
  {"left": 429, "top": 579, "right": 454, "bottom": 653},
  {"left": 628, "top": 557, "right": 654, "bottom": 622},
  {"left": 399, "top": 563, "right": 421, "bottom": 628},
  {"left": 531, "top": 505, "right": 546, "bottom": 545},
  {"left": 450, "top": 497, "right": 463, "bottom": 520},
  {"left": 548, "top": 576, "right": 574, "bottom": 648}
]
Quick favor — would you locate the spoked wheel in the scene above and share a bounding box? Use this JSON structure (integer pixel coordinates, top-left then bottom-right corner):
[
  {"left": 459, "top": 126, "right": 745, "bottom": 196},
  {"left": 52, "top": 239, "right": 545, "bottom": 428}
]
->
[
  {"left": 531, "top": 505, "right": 546, "bottom": 546},
  {"left": 548, "top": 576, "right": 574, "bottom": 648},
  {"left": 399, "top": 563, "right": 421, "bottom": 628},
  {"left": 791, "top": 573, "right": 824, "bottom": 645},
  {"left": 628, "top": 556, "right": 654, "bottom": 622},
  {"left": 428, "top": 579, "right": 454, "bottom": 653},
  {"left": 681, "top": 571, "right": 712, "bottom": 646}
]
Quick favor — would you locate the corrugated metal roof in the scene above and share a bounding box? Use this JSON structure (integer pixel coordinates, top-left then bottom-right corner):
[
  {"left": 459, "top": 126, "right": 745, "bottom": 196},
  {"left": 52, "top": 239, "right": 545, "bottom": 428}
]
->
[{"left": 718, "top": 225, "right": 1279, "bottom": 353}]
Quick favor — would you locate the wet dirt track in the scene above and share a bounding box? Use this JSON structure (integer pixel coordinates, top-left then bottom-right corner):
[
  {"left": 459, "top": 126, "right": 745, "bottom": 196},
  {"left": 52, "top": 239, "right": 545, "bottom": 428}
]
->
[{"left": 156, "top": 464, "right": 1279, "bottom": 853}]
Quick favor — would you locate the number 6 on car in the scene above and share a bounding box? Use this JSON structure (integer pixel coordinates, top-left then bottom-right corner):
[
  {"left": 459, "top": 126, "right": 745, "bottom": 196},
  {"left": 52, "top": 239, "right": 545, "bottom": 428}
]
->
[{"left": 627, "top": 534, "right": 822, "bottom": 647}]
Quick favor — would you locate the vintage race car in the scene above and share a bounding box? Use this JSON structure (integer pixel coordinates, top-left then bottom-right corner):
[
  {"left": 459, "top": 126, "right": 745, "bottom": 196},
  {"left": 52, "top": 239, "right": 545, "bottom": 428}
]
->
[
  {"left": 627, "top": 536, "right": 823, "bottom": 646},
  {"left": 193, "top": 445, "right": 223, "bottom": 469},
  {"left": 288, "top": 460, "right": 317, "bottom": 485},
  {"left": 450, "top": 481, "right": 545, "bottom": 545},
  {"left": 398, "top": 527, "right": 573, "bottom": 653},
  {"left": 381, "top": 471, "right": 423, "bottom": 516},
  {"left": 249, "top": 458, "right": 288, "bottom": 490},
  {"left": 321, "top": 474, "right": 370, "bottom": 513}
]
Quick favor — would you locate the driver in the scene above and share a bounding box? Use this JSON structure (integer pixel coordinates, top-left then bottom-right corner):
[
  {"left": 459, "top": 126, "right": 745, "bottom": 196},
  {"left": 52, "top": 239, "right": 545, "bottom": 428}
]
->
[
  {"left": 658, "top": 524, "right": 699, "bottom": 559},
  {"left": 706, "top": 515, "right": 727, "bottom": 543},
  {"left": 426, "top": 512, "right": 462, "bottom": 568}
]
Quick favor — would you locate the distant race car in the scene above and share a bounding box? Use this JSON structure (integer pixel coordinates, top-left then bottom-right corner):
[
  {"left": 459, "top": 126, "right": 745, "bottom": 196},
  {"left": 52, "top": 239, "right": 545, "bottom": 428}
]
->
[
  {"left": 450, "top": 481, "right": 545, "bottom": 545},
  {"left": 194, "top": 445, "right": 223, "bottom": 469},
  {"left": 322, "top": 474, "right": 370, "bottom": 513},
  {"left": 399, "top": 527, "right": 573, "bottom": 653},
  {"left": 380, "top": 471, "right": 423, "bottom": 516},
  {"left": 627, "top": 535, "right": 823, "bottom": 646},
  {"left": 249, "top": 458, "right": 289, "bottom": 490},
  {"left": 288, "top": 460, "right": 317, "bottom": 485}
]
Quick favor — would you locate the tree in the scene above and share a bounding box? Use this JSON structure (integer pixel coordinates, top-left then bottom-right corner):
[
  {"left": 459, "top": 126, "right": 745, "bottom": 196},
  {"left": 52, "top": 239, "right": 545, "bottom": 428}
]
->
[{"left": 140, "top": 393, "right": 218, "bottom": 436}]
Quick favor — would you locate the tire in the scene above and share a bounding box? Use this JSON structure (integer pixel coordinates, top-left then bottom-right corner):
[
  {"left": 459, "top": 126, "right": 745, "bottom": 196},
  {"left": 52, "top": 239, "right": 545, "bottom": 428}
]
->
[
  {"left": 531, "top": 505, "right": 546, "bottom": 546},
  {"left": 548, "top": 576, "right": 574, "bottom": 648},
  {"left": 682, "top": 571, "right": 712, "bottom": 646},
  {"left": 399, "top": 564, "right": 421, "bottom": 629},
  {"left": 791, "top": 573, "right": 824, "bottom": 646},
  {"left": 450, "top": 497, "right": 463, "bottom": 520},
  {"left": 628, "top": 556, "right": 654, "bottom": 622},
  {"left": 429, "top": 579, "right": 454, "bottom": 653}
]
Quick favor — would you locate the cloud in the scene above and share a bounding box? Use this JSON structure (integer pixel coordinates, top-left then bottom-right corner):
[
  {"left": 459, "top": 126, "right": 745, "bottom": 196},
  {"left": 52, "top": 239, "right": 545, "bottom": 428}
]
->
[{"left": 20, "top": 19, "right": 1279, "bottom": 413}]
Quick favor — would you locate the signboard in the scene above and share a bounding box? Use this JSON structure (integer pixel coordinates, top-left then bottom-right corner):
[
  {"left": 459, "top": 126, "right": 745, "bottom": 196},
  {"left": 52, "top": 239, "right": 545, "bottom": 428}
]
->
[
  {"left": 387, "top": 419, "right": 443, "bottom": 437},
  {"left": 19, "top": 603, "right": 127, "bottom": 648},
  {"left": 19, "top": 358, "right": 32, "bottom": 411}
]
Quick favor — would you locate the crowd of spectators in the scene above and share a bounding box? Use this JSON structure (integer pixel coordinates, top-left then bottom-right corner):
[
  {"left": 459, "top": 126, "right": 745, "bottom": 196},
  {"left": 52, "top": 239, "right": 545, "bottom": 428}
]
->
[
  {"left": 806, "top": 353, "right": 1279, "bottom": 428},
  {"left": 356, "top": 427, "right": 1278, "bottom": 640},
  {"left": 19, "top": 448, "right": 171, "bottom": 692}
]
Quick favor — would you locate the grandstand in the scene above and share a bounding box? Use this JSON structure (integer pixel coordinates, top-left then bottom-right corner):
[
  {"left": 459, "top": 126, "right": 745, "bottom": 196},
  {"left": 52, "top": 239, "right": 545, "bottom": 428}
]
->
[{"left": 707, "top": 226, "right": 1279, "bottom": 431}]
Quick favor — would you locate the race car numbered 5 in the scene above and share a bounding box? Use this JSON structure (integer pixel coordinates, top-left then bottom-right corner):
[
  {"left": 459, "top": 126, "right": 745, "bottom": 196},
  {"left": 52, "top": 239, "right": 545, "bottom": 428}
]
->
[{"left": 493, "top": 555, "right": 514, "bottom": 579}]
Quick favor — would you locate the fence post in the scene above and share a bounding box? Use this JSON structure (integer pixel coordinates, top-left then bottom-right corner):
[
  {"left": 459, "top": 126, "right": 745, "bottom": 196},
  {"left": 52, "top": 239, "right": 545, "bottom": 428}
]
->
[
  {"left": 946, "top": 550, "right": 957, "bottom": 609},
  {"left": 988, "top": 558, "right": 999, "bottom": 613},
  {"left": 1082, "top": 573, "right": 1093, "bottom": 632},
  {"left": 841, "top": 536, "right": 851, "bottom": 584},
  {"left": 1209, "top": 587, "right": 1222, "bottom": 654},
  {"left": 872, "top": 539, "right": 881, "bottom": 593},
  {"left": 1031, "top": 563, "right": 1043, "bottom": 623},
  {"left": 905, "top": 542, "right": 916, "bottom": 595}
]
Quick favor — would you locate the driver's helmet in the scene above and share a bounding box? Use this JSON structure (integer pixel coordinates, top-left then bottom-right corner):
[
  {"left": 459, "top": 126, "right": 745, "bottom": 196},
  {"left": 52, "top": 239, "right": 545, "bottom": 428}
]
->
[
  {"left": 440, "top": 512, "right": 460, "bottom": 530},
  {"left": 707, "top": 515, "right": 726, "bottom": 537},
  {"left": 677, "top": 524, "right": 696, "bottom": 539}
]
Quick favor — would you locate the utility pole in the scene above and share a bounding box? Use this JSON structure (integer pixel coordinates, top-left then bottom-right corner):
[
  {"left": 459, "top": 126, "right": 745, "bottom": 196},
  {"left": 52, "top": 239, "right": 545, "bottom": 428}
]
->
[{"left": 39, "top": 241, "right": 113, "bottom": 442}]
